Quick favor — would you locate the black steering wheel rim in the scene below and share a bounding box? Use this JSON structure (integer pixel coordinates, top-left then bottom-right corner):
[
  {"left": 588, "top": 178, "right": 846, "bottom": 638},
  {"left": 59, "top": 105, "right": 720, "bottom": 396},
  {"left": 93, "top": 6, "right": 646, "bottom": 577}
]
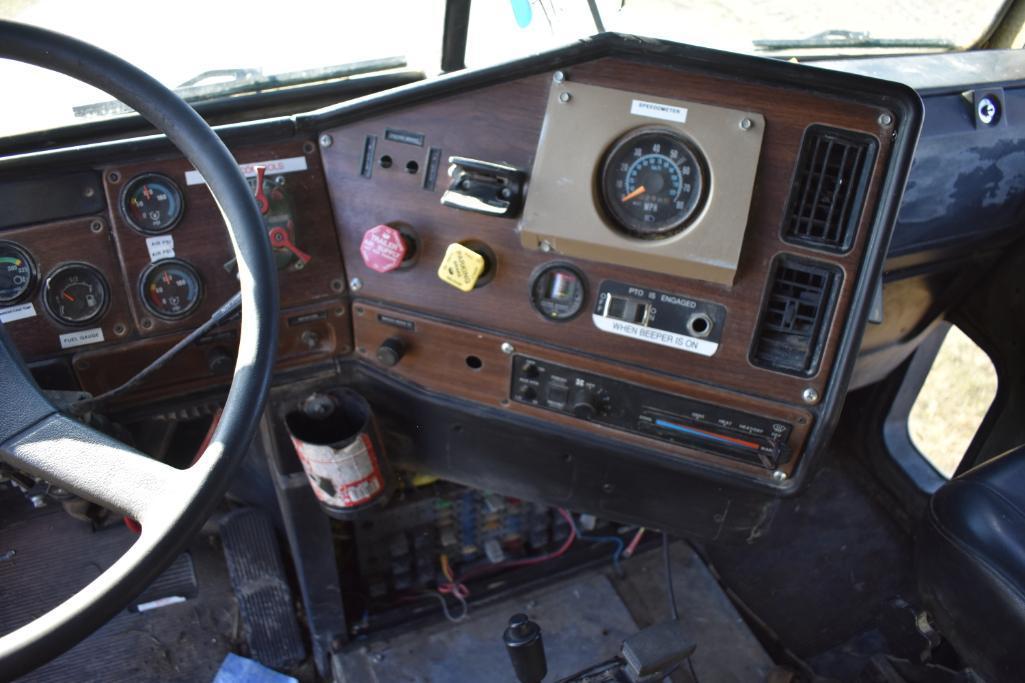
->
[{"left": 0, "top": 20, "right": 279, "bottom": 679}]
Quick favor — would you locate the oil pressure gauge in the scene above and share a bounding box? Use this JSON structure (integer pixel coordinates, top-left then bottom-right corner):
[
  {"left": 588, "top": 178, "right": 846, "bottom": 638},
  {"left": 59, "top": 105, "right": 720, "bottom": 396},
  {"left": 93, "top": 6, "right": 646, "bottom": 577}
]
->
[
  {"left": 121, "top": 173, "right": 184, "bottom": 234},
  {"left": 139, "top": 258, "right": 203, "bottom": 320},
  {"left": 599, "top": 128, "right": 707, "bottom": 239}
]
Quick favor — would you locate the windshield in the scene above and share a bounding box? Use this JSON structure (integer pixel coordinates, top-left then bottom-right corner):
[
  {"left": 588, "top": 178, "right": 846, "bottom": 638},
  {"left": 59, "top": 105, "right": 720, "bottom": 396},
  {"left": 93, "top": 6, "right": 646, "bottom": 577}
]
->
[
  {"left": 0, "top": 0, "right": 444, "bottom": 139},
  {"left": 0, "top": 0, "right": 1009, "bottom": 140},
  {"left": 467, "top": 0, "right": 1007, "bottom": 66}
]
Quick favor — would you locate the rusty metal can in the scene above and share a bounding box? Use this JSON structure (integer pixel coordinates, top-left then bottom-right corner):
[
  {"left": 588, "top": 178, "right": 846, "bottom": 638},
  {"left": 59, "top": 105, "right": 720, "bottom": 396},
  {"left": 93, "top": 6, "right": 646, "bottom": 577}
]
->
[{"left": 285, "top": 390, "right": 394, "bottom": 519}]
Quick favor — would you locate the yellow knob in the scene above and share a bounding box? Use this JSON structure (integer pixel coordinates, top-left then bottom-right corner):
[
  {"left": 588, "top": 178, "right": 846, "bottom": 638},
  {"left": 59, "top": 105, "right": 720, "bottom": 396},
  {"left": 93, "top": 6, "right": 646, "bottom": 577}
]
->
[{"left": 437, "top": 243, "right": 486, "bottom": 292}]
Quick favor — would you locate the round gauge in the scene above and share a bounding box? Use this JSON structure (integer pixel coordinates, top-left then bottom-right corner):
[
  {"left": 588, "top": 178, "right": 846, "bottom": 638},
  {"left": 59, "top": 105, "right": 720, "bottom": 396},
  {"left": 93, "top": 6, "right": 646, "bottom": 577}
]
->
[
  {"left": 139, "top": 258, "right": 203, "bottom": 320},
  {"left": 0, "top": 241, "right": 35, "bottom": 304},
  {"left": 43, "top": 263, "right": 110, "bottom": 326},
  {"left": 599, "top": 128, "right": 708, "bottom": 239},
  {"left": 121, "top": 173, "right": 184, "bottom": 234},
  {"left": 530, "top": 263, "right": 587, "bottom": 321}
]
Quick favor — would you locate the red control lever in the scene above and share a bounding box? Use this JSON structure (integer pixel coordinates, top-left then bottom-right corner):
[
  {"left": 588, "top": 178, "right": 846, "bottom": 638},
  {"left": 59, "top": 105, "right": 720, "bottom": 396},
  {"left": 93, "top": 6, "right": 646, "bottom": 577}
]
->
[
  {"left": 254, "top": 165, "right": 270, "bottom": 215},
  {"left": 268, "top": 226, "right": 311, "bottom": 264}
]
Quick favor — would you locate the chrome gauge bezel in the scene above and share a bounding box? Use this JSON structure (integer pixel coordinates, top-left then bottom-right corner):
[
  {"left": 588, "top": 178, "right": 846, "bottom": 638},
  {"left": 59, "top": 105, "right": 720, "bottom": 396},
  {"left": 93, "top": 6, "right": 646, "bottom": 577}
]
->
[
  {"left": 0, "top": 240, "right": 36, "bottom": 305},
  {"left": 42, "top": 262, "right": 110, "bottom": 327},
  {"left": 120, "top": 172, "right": 185, "bottom": 235},
  {"left": 138, "top": 258, "right": 204, "bottom": 321},
  {"left": 598, "top": 127, "right": 709, "bottom": 240}
]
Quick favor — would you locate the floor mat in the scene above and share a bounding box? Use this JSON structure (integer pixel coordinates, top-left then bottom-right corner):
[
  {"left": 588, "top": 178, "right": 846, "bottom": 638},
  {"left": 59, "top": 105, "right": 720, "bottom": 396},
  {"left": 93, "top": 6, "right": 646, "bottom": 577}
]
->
[
  {"left": 334, "top": 542, "right": 773, "bottom": 682},
  {"left": 0, "top": 490, "right": 239, "bottom": 682},
  {"left": 704, "top": 455, "right": 917, "bottom": 677}
]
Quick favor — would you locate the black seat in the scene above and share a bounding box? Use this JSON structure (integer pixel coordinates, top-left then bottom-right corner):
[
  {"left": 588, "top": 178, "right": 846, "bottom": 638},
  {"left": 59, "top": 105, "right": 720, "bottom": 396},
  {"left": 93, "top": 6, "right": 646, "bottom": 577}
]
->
[{"left": 917, "top": 445, "right": 1025, "bottom": 682}]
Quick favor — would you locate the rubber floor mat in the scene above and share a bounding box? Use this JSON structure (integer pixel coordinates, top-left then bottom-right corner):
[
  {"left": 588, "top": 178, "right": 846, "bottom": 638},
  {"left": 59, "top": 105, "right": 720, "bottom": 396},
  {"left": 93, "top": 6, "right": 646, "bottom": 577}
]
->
[{"left": 0, "top": 490, "right": 239, "bottom": 682}]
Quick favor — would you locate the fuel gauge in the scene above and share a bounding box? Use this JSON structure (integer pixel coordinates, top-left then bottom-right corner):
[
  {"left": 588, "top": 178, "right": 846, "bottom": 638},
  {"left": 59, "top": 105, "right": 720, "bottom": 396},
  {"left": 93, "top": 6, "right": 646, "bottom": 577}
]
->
[{"left": 43, "top": 263, "right": 109, "bottom": 326}]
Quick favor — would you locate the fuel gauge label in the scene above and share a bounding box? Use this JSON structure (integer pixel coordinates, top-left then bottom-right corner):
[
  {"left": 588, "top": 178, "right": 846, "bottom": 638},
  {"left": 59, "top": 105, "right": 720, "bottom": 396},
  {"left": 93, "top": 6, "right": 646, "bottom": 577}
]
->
[{"left": 592, "top": 280, "right": 726, "bottom": 357}]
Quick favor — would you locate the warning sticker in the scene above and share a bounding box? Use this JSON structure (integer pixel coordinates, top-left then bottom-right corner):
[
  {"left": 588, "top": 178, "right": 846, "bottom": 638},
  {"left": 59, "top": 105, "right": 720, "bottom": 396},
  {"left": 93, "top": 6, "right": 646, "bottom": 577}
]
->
[{"left": 437, "top": 243, "right": 485, "bottom": 292}]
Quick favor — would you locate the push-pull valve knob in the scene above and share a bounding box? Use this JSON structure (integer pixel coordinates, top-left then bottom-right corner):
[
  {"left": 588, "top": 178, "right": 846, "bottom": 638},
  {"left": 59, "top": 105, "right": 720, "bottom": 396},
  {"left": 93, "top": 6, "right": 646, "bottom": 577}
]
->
[
  {"left": 376, "top": 337, "right": 406, "bottom": 367},
  {"left": 360, "top": 224, "right": 409, "bottom": 273}
]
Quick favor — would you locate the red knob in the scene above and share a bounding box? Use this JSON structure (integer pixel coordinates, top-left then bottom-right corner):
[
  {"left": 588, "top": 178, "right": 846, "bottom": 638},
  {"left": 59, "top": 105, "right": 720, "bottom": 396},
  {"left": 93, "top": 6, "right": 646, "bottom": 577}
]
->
[{"left": 360, "top": 224, "right": 408, "bottom": 273}]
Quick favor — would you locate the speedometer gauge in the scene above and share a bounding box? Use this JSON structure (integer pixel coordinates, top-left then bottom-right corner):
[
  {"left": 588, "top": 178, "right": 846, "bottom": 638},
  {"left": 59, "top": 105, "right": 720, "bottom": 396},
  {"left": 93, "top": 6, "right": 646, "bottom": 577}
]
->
[
  {"left": 599, "top": 128, "right": 707, "bottom": 239},
  {"left": 0, "top": 241, "right": 35, "bottom": 304},
  {"left": 139, "top": 258, "right": 202, "bottom": 320}
]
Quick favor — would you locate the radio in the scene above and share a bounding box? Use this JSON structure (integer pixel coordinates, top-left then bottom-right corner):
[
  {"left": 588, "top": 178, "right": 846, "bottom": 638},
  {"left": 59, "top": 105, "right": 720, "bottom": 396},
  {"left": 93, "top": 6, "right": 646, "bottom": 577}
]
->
[{"left": 510, "top": 356, "right": 792, "bottom": 469}]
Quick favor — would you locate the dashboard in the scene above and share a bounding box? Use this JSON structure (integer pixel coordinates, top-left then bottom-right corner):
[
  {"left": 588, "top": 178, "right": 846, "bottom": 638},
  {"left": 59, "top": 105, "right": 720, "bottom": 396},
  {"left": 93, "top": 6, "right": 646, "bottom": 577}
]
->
[{"left": 11, "top": 34, "right": 1016, "bottom": 536}]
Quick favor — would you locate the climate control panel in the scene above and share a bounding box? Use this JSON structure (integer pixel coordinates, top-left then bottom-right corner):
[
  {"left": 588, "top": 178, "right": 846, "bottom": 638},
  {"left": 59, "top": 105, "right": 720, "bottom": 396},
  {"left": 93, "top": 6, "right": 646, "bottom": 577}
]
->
[{"left": 511, "top": 356, "right": 793, "bottom": 469}]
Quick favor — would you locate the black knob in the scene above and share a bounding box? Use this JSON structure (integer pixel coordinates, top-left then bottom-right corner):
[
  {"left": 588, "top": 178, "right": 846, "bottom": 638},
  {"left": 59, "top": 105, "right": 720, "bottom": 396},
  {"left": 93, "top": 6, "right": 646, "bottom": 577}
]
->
[
  {"left": 503, "top": 613, "right": 547, "bottom": 683},
  {"left": 521, "top": 361, "right": 540, "bottom": 379},
  {"left": 376, "top": 337, "right": 406, "bottom": 367},
  {"left": 571, "top": 386, "right": 599, "bottom": 420},
  {"left": 517, "top": 385, "right": 537, "bottom": 402},
  {"left": 207, "top": 346, "right": 233, "bottom": 375}
]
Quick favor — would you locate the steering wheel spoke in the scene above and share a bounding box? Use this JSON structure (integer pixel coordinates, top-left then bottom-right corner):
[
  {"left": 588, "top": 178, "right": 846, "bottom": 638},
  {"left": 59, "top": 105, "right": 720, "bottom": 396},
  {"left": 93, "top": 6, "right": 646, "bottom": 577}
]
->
[{"left": 1, "top": 412, "right": 180, "bottom": 523}]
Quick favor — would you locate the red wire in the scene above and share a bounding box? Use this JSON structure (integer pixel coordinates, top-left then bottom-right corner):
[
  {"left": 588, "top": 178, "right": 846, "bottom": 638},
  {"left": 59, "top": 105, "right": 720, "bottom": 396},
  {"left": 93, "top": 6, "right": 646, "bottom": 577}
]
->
[{"left": 455, "top": 508, "right": 577, "bottom": 583}]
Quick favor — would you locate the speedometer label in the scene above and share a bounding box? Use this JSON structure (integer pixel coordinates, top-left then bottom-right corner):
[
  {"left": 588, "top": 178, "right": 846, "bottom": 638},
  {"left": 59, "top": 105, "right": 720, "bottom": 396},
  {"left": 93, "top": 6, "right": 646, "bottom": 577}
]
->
[{"left": 630, "top": 99, "right": 688, "bottom": 123}]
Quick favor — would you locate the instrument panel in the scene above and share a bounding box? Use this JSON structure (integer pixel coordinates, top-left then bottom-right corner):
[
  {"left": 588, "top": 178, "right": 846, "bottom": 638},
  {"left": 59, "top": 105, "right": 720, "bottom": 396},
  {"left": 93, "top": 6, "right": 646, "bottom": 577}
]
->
[{"left": 0, "top": 37, "right": 920, "bottom": 493}]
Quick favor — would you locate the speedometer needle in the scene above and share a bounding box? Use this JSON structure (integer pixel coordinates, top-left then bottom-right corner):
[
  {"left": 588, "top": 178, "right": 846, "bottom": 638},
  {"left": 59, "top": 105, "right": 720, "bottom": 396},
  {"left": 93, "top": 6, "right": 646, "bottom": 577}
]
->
[{"left": 621, "top": 186, "right": 646, "bottom": 202}]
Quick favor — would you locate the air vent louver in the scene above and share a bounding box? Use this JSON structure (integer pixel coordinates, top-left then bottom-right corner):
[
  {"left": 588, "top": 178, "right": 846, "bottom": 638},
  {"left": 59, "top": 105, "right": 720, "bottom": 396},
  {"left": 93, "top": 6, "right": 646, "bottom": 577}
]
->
[
  {"left": 751, "top": 257, "right": 842, "bottom": 376},
  {"left": 784, "top": 126, "right": 876, "bottom": 253}
]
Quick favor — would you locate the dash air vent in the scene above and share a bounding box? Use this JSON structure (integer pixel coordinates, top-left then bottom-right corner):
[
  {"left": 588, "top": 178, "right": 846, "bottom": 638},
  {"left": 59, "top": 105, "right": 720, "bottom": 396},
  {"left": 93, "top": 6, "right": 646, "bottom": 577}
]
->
[
  {"left": 751, "top": 257, "right": 842, "bottom": 376},
  {"left": 783, "top": 126, "right": 876, "bottom": 253}
]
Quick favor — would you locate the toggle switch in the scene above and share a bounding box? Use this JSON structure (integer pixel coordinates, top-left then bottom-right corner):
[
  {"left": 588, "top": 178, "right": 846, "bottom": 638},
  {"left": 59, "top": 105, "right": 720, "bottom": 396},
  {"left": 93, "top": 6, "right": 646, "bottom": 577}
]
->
[
  {"left": 360, "top": 224, "right": 410, "bottom": 273},
  {"left": 437, "top": 242, "right": 486, "bottom": 292}
]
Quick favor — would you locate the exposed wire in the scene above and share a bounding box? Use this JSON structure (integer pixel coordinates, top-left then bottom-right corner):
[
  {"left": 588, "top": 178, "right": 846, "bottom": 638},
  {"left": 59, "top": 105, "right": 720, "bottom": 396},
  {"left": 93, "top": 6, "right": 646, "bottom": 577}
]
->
[
  {"left": 456, "top": 508, "right": 578, "bottom": 583},
  {"left": 624, "top": 527, "right": 646, "bottom": 558},
  {"left": 568, "top": 513, "right": 625, "bottom": 575},
  {"left": 663, "top": 531, "right": 679, "bottom": 621},
  {"left": 428, "top": 589, "right": 468, "bottom": 623}
]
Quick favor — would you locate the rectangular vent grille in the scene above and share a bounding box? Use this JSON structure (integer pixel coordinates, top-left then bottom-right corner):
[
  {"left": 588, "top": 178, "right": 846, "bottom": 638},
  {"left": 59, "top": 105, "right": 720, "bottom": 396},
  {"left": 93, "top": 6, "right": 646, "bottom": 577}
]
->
[
  {"left": 784, "top": 126, "right": 876, "bottom": 253},
  {"left": 751, "top": 257, "right": 842, "bottom": 376}
]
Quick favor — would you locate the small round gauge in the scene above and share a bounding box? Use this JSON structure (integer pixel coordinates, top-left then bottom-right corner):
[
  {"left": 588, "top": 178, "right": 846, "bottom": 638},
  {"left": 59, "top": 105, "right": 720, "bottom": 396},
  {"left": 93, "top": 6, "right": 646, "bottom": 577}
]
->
[
  {"left": 121, "top": 173, "right": 184, "bottom": 234},
  {"left": 0, "top": 241, "right": 35, "bottom": 304},
  {"left": 139, "top": 258, "right": 203, "bottom": 320},
  {"left": 530, "top": 263, "right": 587, "bottom": 321},
  {"left": 43, "top": 263, "right": 110, "bottom": 326},
  {"left": 599, "top": 128, "right": 708, "bottom": 239}
]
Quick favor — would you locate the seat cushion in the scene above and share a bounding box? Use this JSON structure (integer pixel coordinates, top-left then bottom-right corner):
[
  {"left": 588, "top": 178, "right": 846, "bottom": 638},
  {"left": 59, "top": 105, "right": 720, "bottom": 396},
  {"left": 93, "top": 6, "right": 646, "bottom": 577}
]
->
[{"left": 917, "top": 445, "right": 1025, "bottom": 682}]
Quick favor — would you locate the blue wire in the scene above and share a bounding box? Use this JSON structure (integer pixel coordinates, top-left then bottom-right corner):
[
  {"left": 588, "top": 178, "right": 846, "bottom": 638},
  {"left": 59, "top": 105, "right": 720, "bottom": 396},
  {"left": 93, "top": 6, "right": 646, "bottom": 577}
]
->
[{"left": 567, "top": 514, "right": 625, "bottom": 575}]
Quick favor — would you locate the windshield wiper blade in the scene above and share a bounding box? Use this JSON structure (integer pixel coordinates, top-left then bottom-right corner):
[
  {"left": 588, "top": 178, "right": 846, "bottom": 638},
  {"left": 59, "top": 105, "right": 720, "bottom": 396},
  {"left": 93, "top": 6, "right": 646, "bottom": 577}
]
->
[
  {"left": 754, "top": 29, "right": 954, "bottom": 52},
  {"left": 73, "top": 56, "right": 406, "bottom": 119}
]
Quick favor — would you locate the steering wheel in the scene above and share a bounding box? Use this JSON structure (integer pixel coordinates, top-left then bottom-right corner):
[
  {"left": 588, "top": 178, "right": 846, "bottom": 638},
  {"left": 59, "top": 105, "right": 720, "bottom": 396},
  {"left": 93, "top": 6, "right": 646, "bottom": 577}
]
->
[{"left": 0, "top": 21, "right": 279, "bottom": 679}]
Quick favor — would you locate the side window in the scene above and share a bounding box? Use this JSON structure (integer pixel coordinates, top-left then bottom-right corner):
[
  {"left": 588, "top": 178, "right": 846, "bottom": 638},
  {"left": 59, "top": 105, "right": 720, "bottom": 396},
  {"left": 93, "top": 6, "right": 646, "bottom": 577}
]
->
[{"left": 891, "top": 324, "right": 998, "bottom": 481}]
